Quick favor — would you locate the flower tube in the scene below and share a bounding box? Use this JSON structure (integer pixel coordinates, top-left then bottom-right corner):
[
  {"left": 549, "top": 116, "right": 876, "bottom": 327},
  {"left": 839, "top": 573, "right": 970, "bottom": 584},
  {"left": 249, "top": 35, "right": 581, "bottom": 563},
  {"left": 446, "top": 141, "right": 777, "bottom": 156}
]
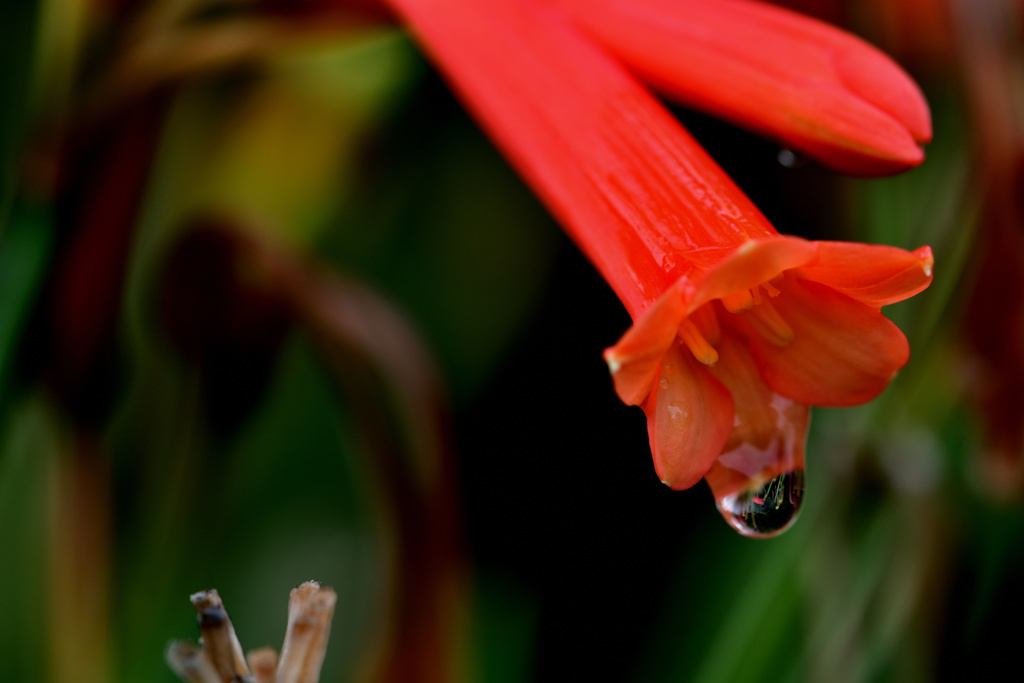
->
[
  {"left": 549, "top": 0, "right": 932, "bottom": 176},
  {"left": 383, "top": 0, "right": 933, "bottom": 533}
]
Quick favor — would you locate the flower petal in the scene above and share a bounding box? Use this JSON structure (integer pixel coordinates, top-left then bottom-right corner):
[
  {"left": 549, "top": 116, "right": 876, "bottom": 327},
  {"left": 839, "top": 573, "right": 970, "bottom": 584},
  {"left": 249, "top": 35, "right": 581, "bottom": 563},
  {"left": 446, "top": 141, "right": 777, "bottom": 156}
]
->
[
  {"left": 690, "top": 236, "right": 819, "bottom": 310},
  {"left": 605, "top": 236, "right": 816, "bottom": 406},
  {"left": 748, "top": 279, "right": 910, "bottom": 406},
  {"left": 798, "top": 242, "right": 934, "bottom": 308},
  {"left": 552, "top": 0, "right": 930, "bottom": 176},
  {"left": 386, "top": 0, "right": 778, "bottom": 317},
  {"left": 642, "top": 344, "right": 734, "bottom": 490},
  {"left": 704, "top": 332, "right": 810, "bottom": 499},
  {"left": 832, "top": 38, "right": 932, "bottom": 144},
  {"left": 604, "top": 281, "right": 690, "bottom": 406}
]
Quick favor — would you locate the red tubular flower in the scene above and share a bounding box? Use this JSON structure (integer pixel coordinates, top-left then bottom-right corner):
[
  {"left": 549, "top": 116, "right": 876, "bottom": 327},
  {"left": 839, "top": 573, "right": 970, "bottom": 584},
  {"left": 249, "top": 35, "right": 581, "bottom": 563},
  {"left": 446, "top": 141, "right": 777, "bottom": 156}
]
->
[
  {"left": 383, "top": 0, "right": 933, "bottom": 532},
  {"left": 548, "top": 0, "right": 932, "bottom": 176}
]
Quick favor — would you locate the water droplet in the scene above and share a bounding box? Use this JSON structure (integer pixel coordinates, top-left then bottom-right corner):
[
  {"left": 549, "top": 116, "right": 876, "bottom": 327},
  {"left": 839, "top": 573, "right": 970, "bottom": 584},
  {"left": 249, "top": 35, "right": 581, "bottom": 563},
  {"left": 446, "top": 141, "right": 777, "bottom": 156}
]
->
[
  {"left": 666, "top": 400, "right": 690, "bottom": 423},
  {"left": 714, "top": 469, "right": 805, "bottom": 538},
  {"left": 659, "top": 377, "right": 669, "bottom": 389},
  {"left": 777, "top": 148, "right": 807, "bottom": 169}
]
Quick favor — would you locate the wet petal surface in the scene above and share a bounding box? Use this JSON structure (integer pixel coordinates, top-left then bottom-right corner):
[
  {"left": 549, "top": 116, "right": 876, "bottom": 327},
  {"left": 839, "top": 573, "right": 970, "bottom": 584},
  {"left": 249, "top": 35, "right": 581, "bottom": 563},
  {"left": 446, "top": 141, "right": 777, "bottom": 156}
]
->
[{"left": 642, "top": 344, "right": 733, "bottom": 490}]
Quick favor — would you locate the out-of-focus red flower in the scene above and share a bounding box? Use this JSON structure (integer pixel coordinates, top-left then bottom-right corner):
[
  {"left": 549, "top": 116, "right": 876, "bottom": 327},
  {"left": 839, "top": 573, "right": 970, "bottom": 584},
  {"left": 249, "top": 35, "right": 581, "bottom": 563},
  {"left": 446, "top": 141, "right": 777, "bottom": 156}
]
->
[
  {"left": 381, "top": 0, "right": 933, "bottom": 496},
  {"left": 949, "top": 0, "right": 1024, "bottom": 497}
]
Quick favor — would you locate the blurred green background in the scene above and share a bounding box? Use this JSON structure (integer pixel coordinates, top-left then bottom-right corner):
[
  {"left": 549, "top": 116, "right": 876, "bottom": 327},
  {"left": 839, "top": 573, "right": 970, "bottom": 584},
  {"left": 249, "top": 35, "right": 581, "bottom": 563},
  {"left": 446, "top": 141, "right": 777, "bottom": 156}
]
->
[{"left": 2, "top": 0, "right": 1023, "bottom": 681}]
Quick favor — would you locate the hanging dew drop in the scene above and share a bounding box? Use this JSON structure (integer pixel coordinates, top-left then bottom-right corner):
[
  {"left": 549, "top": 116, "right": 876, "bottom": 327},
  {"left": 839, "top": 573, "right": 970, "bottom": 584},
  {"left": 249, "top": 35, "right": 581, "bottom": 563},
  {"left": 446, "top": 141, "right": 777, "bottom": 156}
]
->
[
  {"left": 714, "top": 469, "right": 805, "bottom": 538},
  {"left": 701, "top": 383, "right": 809, "bottom": 539}
]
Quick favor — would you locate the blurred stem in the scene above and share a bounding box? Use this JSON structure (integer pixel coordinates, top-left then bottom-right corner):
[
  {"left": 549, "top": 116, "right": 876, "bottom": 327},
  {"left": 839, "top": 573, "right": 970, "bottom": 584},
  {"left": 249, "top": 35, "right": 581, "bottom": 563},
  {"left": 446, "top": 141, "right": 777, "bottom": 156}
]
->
[
  {"left": 48, "top": 431, "right": 112, "bottom": 683},
  {"left": 193, "top": 224, "right": 466, "bottom": 682},
  {"left": 802, "top": 496, "right": 896, "bottom": 682},
  {"left": 90, "top": 4, "right": 393, "bottom": 120},
  {"left": 119, "top": 368, "right": 204, "bottom": 678},
  {"left": 299, "top": 290, "right": 466, "bottom": 683},
  {"left": 690, "top": 478, "right": 824, "bottom": 683},
  {"left": 248, "top": 236, "right": 466, "bottom": 683}
]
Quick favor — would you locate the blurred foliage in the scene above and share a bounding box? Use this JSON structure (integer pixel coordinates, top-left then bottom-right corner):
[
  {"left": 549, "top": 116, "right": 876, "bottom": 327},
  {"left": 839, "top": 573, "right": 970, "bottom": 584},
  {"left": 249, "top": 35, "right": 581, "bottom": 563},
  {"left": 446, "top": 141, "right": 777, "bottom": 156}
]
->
[
  {"left": 0, "top": 0, "right": 39, "bottom": 216},
  {"left": 2, "top": 0, "right": 1024, "bottom": 682}
]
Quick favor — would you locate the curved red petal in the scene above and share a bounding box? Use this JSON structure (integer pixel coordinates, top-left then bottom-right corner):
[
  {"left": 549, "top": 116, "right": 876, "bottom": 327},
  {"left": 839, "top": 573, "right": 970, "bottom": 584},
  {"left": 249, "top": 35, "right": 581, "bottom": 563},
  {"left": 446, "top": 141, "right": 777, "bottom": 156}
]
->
[
  {"left": 642, "top": 344, "right": 734, "bottom": 490},
  {"left": 604, "top": 281, "right": 690, "bottom": 406},
  {"left": 691, "top": 236, "right": 819, "bottom": 309},
  {"left": 833, "top": 39, "right": 932, "bottom": 144},
  {"left": 749, "top": 279, "right": 910, "bottom": 406},
  {"left": 799, "top": 242, "right": 934, "bottom": 308},
  {"left": 643, "top": 348, "right": 733, "bottom": 491},
  {"left": 552, "top": 0, "right": 931, "bottom": 176},
  {"left": 605, "top": 236, "right": 816, "bottom": 406}
]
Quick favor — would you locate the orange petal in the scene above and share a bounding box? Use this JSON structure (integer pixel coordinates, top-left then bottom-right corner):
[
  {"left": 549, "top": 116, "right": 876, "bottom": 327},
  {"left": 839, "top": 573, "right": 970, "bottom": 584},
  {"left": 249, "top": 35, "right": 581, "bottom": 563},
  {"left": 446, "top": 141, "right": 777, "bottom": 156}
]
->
[
  {"left": 642, "top": 344, "right": 734, "bottom": 490},
  {"left": 605, "top": 237, "right": 818, "bottom": 406},
  {"left": 749, "top": 279, "right": 910, "bottom": 406},
  {"left": 604, "top": 280, "right": 691, "bottom": 405},
  {"left": 691, "top": 236, "right": 819, "bottom": 310},
  {"left": 798, "top": 242, "right": 934, "bottom": 308},
  {"left": 704, "top": 332, "right": 809, "bottom": 499}
]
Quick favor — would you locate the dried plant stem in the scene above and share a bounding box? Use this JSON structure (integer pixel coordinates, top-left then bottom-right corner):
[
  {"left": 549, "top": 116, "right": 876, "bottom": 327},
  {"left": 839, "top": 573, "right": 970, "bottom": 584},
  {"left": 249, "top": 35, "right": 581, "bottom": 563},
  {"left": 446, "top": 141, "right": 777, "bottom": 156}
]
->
[
  {"left": 166, "top": 641, "right": 223, "bottom": 683},
  {"left": 190, "top": 590, "right": 251, "bottom": 680},
  {"left": 226, "top": 228, "right": 467, "bottom": 683},
  {"left": 247, "top": 648, "right": 278, "bottom": 683},
  {"left": 91, "top": 12, "right": 388, "bottom": 119},
  {"left": 168, "top": 581, "right": 336, "bottom": 683},
  {"left": 277, "top": 583, "right": 337, "bottom": 683}
]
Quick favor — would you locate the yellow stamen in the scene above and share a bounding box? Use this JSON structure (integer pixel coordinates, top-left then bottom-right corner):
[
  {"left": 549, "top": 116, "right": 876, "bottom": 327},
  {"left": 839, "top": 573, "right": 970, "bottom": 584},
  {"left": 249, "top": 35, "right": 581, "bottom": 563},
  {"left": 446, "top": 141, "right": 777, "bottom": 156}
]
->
[
  {"left": 721, "top": 289, "right": 755, "bottom": 313},
  {"left": 744, "top": 298, "right": 794, "bottom": 346},
  {"left": 678, "top": 318, "right": 719, "bottom": 366}
]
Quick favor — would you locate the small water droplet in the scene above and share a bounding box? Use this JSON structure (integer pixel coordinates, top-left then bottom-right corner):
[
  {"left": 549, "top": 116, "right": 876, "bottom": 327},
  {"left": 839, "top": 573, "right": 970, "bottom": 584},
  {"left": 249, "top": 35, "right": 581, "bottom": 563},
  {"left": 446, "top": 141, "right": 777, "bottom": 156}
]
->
[
  {"left": 659, "top": 377, "right": 669, "bottom": 389},
  {"left": 666, "top": 400, "right": 690, "bottom": 423},
  {"left": 714, "top": 469, "right": 805, "bottom": 538},
  {"left": 777, "top": 148, "right": 807, "bottom": 169}
]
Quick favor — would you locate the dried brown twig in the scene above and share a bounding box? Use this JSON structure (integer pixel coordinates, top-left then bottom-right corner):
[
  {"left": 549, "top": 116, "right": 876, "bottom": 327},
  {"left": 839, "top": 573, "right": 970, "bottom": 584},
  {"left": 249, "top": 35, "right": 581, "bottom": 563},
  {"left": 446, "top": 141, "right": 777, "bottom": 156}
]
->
[{"left": 167, "top": 581, "right": 337, "bottom": 683}]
